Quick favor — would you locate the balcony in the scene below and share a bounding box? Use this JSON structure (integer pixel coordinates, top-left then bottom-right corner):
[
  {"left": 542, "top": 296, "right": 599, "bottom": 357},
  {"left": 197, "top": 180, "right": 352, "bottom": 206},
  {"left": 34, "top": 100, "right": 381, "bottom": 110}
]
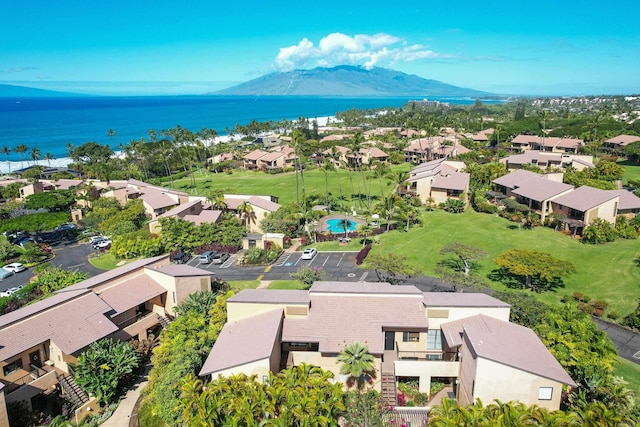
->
[{"left": 5, "top": 365, "right": 59, "bottom": 404}]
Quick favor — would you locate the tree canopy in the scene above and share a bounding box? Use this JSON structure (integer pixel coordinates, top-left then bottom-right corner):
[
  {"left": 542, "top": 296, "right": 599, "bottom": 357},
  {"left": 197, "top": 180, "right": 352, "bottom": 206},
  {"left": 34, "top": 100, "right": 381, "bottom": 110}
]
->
[{"left": 494, "top": 249, "right": 576, "bottom": 292}]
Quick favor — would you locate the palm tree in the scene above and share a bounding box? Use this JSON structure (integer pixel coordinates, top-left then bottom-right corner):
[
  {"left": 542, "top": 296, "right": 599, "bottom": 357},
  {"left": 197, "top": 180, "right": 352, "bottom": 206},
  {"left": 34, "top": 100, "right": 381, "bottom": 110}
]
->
[
  {"left": 371, "top": 161, "right": 390, "bottom": 199},
  {"left": 357, "top": 223, "right": 373, "bottom": 247},
  {"left": 107, "top": 128, "right": 116, "bottom": 146},
  {"left": 207, "top": 192, "right": 228, "bottom": 212},
  {"left": 15, "top": 144, "right": 28, "bottom": 169},
  {"left": 30, "top": 147, "right": 41, "bottom": 166},
  {"left": 321, "top": 160, "right": 334, "bottom": 207},
  {"left": 337, "top": 342, "right": 376, "bottom": 390},
  {"left": 291, "top": 129, "right": 307, "bottom": 204},
  {"left": 44, "top": 152, "right": 54, "bottom": 166},
  {"left": 2, "top": 146, "right": 10, "bottom": 173},
  {"left": 237, "top": 201, "right": 256, "bottom": 229}
]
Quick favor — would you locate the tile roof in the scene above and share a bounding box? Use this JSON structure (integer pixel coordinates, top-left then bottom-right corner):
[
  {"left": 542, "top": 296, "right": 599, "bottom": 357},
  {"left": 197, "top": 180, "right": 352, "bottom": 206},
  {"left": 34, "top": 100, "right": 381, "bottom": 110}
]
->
[
  {"left": 441, "top": 314, "right": 576, "bottom": 387},
  {"left": 609, "top": 189, "right": 640, "bottom": 210},
  {"left": 309, "top": 281, "right": 422, "bottom": 296},
  {"left": 127, "top": 179, "right": 188, "bottom": 196},
  {"left": 282, "top": 293, "right": 428, "bottom": 354},
  {"left": 157, "top": 199, "right": 201, "bottom": 219},
  {"left": 228, "top": 289, "right": 310, "bottom": 305},
  {"left": 492, "top": 170, "right": 542, "bottom": 189},
  {"left": 0, "top": 292, "right": 117, "bottom": 360},
  {"left": 243, "top": 149, "right": 269, "bottom": 161},
  {"left": 605, "top": 134, "right": 640, "bottom": 146},
  {"left": 141, "top": 189, "right": 178, "bottom": 210},
  {"left": 199, "top": 309, "right": 283, "bottom": 376},
  {"left": 148, "top": 264, "right": 212, "bottom": 277},
  {"left": 431, "top": 171, "right": 470, "bottom": 191},
  {"left": 98, "top": 275, "right": 167, "bottom": 315},
  {"left": 552, "top": 185, "right": 619, "bottom": 212},
  {"left": 183, "top": 210, "right": 222, "bottom": 225},
  {"left": 259, "top": 151, "right": 285, "bottom": 162},
  {"left": 248, "top": 196, "right": 281, "bottom": 212},
  {"left": 424, "top": 293, "right": 510, "bottom": 308},
  {"left": 512, "top": 179, "right": 574, "bottom": 202}
]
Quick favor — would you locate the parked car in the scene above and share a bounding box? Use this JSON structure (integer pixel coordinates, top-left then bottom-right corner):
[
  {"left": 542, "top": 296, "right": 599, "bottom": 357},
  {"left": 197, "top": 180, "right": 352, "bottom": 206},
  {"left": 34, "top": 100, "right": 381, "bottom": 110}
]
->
[
  {"left": 199, "top": 251, "right": 217, "bottom": 264},
  {"left": 15, "top": 237, "right": 36, "bottom": 247},
  {"left": 89, "top": 235, "right": 105, "bottom": 244},
  {"left": 3, "top": 263, "right": 26, "bottom": 273},
  {"left": 172, "top": 251, "right": 191, "bottom": 264},
  {"left": 58, "top": 223, "right": 77, "bottom": 231},
  {"left": 93, "top": 239, "right": 112, "bottom": 250},
  {"left": 211, "top": 252, "right": 230, "bottom": 265},
  {"left": 0, "top": 285, "right": 23, "bottom": 298},
  {"left": 0, "top": 269, "right": 13, "bottom": 281},
  {"left": 301, "top": 248, "right": 318, "bottom": 260}
]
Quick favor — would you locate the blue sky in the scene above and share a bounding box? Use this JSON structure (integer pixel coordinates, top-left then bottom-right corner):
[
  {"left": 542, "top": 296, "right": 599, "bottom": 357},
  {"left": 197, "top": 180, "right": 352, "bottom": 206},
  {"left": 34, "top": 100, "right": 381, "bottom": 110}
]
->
[{"left": 2, "top": 0, "right": 639, "bottom": 96}]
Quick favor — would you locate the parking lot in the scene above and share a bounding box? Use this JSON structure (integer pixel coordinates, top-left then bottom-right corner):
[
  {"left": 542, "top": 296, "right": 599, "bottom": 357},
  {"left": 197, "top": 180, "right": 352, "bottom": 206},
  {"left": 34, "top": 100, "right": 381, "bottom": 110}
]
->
[{"left": 181, "top": 250, "right": 368, "bottom": 282}]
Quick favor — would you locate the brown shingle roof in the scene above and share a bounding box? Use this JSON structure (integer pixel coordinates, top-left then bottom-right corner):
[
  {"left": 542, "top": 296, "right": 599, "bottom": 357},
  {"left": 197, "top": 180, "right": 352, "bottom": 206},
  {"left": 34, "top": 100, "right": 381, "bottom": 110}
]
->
[
  {"left": 605, "top": 134, "right": 640, "bottom": 146},
  {"left": 199, "top": 309, "right": 283, "bottom": 376},
  {"left": 157, "top": 199, "right": 201, "bottom": 219},
  {"left": 183, "top": 210, "right": 222, "bottom": 225},
  {"left": 243, "top": 149, "right": 269, "bottom": 161},
  {"left": 492, "top": 170, "right": 542, "bottom": 189},
  {"left": 141, "top": 190, "right": 178, "bottom": 210},
  {"left": 442, "top": 314, "right": 577, "bottom": 387},
  {"left": 248, "top": 196, "right": 280, "bottom": 212}
]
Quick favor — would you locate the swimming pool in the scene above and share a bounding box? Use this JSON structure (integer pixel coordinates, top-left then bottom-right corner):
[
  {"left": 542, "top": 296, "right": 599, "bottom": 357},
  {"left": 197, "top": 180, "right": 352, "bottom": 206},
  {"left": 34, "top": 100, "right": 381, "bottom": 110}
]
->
[{"left": 326, "top": 218, "right": 357, "bottom": 234}]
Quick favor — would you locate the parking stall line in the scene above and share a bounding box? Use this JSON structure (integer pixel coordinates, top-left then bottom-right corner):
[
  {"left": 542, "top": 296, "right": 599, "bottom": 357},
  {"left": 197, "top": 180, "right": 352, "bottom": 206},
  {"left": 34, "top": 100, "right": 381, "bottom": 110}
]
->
[{"left": 336, "top": 253, "right": 345, "bottom": 267}]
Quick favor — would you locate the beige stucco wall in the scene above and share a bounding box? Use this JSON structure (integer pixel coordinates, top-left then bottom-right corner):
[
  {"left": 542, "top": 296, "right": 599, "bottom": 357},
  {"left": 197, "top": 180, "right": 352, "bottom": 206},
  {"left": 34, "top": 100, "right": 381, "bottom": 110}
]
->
[
  {"left": 427, "top": 307, "right": 510, "bottom": 329},
  {"left": 456, "top": 335, "right": 478, "bottom": 406},
  {"left": 394, "top": 360, "right": 459, "bottom": 393},
  {"left": 210, "top": 358, "right": 272, "bottom": 382},
  {"left": 142, "top": 267, "right": 209, "bottom": 316},
  {"left": 0, "top": 344, "right": 48, "bottom": 387},
  {"left": 414, "top": 178, "right": 433, "bottom": 204},
  {"left": 5, "top": 371, "right": 58, "bottom": 406},
  {"left": 473, "top": 357, "right": 564, "bottom": 411},
  {"left": 586, "top": 197, "right": 618, "bottom": 225},
  {"left": 227, "top": 302, "right": 308, "bottom": 323},
  {"left": 291, "top": 353, "right": 382, "bottom": 392}
]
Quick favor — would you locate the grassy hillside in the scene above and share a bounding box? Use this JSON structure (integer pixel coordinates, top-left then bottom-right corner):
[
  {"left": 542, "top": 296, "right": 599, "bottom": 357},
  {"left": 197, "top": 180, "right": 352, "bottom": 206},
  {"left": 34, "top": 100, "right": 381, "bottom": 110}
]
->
[{"left": 369, "top": 209, "right": 640, "bottom": 316}]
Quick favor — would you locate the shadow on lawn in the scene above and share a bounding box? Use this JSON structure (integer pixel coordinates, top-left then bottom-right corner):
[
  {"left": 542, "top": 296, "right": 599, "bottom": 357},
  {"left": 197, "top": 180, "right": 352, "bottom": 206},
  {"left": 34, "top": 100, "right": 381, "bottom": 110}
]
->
[{"left": 488, "top": 268, "right": 565, "bottom": 293}]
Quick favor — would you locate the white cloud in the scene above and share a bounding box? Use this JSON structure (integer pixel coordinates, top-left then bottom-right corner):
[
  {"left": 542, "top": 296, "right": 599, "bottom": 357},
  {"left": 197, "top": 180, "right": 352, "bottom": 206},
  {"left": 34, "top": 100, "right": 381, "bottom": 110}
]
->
[{"left": 274, "top": 32, "right": 446, "bottom": 71}]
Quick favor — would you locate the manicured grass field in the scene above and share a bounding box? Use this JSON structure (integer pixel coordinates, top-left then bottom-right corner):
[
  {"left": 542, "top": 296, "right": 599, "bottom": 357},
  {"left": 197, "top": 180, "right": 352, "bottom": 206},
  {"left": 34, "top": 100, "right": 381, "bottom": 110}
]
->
[
  {"left": 267, "top": 280, "right": 306, "bottom": 290},
  {"left": 620, "top": 160, "right": 640, "bottom": 184},
  {"left": 88, "top": 253, "right": 134, "bottom": 270},
  {"left": 228, "top": 280, "right": 260, "bottom": 291},
  {"left": 166, "top": 165, "right": 410, "bottom": 207},
  {"left": 369, "top": 209, "right": 640, "bottom": 316}
]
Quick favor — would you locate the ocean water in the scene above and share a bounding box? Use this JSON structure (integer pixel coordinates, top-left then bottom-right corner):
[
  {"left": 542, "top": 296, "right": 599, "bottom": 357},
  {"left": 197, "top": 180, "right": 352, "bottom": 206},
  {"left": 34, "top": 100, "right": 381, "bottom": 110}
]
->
[{"left": 0, "top": 95, "right": 499, "bottom": 168}]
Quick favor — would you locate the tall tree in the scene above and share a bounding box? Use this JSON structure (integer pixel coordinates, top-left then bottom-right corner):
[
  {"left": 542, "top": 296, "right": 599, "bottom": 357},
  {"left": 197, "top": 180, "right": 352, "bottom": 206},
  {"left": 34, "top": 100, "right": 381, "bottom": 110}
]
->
[
  {"left": 2, "top": 146, "right": 11, "bottom": 173},
  {"left": 15, "top": 144, "right": 27, "bottom": 169},
  {"left": 494, "top": 249, "right": 576, "bottom": 292}
]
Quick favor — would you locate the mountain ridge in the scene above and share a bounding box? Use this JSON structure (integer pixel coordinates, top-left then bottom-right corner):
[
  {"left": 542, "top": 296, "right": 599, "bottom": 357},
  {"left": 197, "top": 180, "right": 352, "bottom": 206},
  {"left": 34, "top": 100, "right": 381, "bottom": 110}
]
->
[
  {"left": 215, "top": 65, "right": 492, "bottom": 97},
  {"left": 0, "top": 84, "right": 86, "bottom": 97}
]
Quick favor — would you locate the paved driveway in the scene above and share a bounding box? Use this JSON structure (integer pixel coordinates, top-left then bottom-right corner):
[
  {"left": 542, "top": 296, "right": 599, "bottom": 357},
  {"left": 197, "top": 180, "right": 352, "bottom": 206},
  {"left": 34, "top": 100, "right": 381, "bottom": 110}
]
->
[{"left": 183, "top": 250, "right": 370, "bottom": 282}]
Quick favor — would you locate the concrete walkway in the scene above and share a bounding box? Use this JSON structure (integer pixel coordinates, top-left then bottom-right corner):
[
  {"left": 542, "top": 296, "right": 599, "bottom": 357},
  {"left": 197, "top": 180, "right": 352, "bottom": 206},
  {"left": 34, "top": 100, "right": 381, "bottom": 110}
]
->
[{"left": 102, "top": 363, "right": 151, "bottom": 427}]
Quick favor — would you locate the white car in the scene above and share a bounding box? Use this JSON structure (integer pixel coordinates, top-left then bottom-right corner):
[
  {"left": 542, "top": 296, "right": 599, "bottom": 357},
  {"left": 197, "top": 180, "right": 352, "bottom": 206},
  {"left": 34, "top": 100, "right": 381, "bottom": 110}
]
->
[
  {"left": 94, "top": 240, "right": 112, "bottom": 249},
  {"left": 3, "top": 263, "right": 26, "bottom": 273},
  {"left": 301, "top": 248, "right": 318, "bottom": 260},
  {"left": 0, "top": 285, "right": 23, "bottom": 298}
]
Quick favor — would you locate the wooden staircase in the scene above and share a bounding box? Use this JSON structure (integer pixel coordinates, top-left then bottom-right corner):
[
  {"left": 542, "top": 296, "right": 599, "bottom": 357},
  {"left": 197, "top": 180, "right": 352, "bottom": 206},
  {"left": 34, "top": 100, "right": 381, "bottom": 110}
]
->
[
  {"left": 381, "top": 372, "right": 397, "bottom": 408},
  {"left": 158, "top": 314, "right": 173, "bottom": 329},
  {"left": 57, "top": 373, "right": 89, "bottom": 408}
]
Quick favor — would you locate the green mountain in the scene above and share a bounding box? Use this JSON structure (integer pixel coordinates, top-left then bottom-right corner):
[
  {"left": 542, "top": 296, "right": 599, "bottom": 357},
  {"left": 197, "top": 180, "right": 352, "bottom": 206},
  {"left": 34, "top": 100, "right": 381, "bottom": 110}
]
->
[
  {"left": 0, "top": 84, "right": 83, "bottom": 97},
  {"left": 215, "top": 65, "right": 492, "bottom": 97}
]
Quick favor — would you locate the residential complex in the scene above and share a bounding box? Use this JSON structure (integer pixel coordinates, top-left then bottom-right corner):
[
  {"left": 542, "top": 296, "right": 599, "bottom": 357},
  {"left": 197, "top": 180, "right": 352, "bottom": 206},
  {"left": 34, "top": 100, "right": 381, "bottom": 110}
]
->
[
  {"left": 0, "top": 256, "right": 212, "bottom": 421},
  {"left": 200, "top": 282, "right": 576, "bottom": 411}
]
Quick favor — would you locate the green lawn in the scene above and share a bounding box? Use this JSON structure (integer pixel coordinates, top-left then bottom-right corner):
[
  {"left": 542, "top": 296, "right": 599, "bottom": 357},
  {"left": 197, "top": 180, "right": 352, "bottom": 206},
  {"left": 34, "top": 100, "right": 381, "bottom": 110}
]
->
[
  {"left": 228, "top": 280, "right": 261, "bottom": 291},
  {"left": 615, "top": 357, "right": 640, "bottom": 394},
  {"left": 268, "top": 280, "right": 307, "bottom": 290},
  {"left": 369, "top": 209, "right": 640, "bottom": 316},
  {"left": 88, "top": 253, "right": 135, "bottom": 270},
  {"left": 620, "top": 160, "right": 640, "bottom": 185},
  {"left": 164, "top": 165, "right": 410, "bottom": 207}
]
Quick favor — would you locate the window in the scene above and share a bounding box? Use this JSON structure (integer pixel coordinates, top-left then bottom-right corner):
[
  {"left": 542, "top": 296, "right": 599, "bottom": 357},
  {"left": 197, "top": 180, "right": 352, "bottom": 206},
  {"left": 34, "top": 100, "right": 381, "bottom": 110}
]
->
[
  {"left": 427, "top": 329, "right": 443, "bottom": 350},
  {"left": 3, "top": 358, "right": 23, "bottom": 376},
  {"left": 538, "top": 387, "right": 553, "bottom": 400},
  {"left": 402, "top": 332, "right": 420, "bottom": 342}
]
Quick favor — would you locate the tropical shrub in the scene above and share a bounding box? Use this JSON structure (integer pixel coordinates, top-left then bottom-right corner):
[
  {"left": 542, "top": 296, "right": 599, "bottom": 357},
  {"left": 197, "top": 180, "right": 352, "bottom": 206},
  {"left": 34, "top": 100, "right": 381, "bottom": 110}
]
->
[
  {"left": 356, "top": 243, "right": 372, "bottom": 265},
  {"left": 290, "top": 265, "right": 323, "bottom": 287}
]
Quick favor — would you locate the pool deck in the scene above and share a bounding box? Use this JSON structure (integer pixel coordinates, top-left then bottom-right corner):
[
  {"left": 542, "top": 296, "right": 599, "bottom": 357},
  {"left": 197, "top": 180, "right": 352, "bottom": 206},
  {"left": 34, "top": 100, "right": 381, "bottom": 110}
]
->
[{"left": 317, "top": 214, "right": 366, "bottom": 233}]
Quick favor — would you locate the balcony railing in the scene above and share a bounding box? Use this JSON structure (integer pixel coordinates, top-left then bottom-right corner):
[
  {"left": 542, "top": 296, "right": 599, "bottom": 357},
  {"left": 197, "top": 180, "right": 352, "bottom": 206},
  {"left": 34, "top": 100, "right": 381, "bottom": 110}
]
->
[
  {"left": 397, "top": 350, "right": 457, "bottom": 362},
  {"left": 5, "top": 365, "right": 48, "bottom": 393}
]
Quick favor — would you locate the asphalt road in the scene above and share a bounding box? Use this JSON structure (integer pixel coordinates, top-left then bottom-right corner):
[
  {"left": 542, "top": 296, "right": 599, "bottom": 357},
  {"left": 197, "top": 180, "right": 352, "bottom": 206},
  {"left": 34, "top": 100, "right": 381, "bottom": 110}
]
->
[{"left": 0, "top": 240, "right": 101, "bottom": 292}]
